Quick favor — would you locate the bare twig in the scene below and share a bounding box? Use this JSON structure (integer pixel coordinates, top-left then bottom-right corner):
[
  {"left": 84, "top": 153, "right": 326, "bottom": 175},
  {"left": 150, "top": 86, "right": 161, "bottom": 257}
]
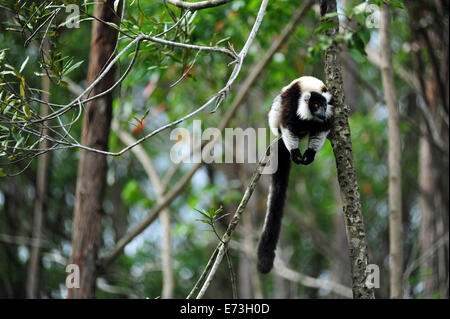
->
[
  {"left": 142, "top": 33, "right": 238, "bottom": 60},
  {"left": 0, "top": 234, "right": 51, "bottom": 248},
  {"left": 225, "top": 249, "right": 237, "bottom": 298}
]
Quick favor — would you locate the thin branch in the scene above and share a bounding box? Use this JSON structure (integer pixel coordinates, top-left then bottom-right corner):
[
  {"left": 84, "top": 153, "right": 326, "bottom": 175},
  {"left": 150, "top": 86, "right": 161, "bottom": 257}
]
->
[
  {"left": 0, "top": 234, "right": 51, "bottom": 248},
  {"left": 273, "top": 258, "right": 353, "bottom": 298},
  {"left": 225, "top": 249, "right": 237, "bottom": 299},
  {"left": 27, "top": 36, "right": 142, "bottom": 124},
  {"left": 142, "top": 33, "right": 238, "bottom": 60},
  {"left": 4, "top": 0, "right": 273, "bottom": 169},
  {"left": 170, "top": 49, "right": 203, "bottom": 88}
]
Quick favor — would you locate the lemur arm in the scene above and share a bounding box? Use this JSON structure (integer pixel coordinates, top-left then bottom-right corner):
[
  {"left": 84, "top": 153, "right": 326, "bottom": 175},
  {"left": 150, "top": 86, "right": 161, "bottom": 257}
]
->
[
  {"left": 301, "top": 130, "right": 329, "bottom": 165},
  {"left": 280, "top": 126, "right": 302, "bottom": 164}
]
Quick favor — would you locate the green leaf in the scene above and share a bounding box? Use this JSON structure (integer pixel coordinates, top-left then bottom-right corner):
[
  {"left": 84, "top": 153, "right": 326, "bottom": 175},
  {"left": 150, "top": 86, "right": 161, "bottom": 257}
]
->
[
  {"left": 8, "top": 154, "right": 19, "bottom": 161},
  {"left": 122, "top": 180, "right": 142, "bottom": 205},
  {"left": 23, "top": 104, "right": 31, "bottom": 119},
  {"left": 19, "top": 56, "right": 29, "bottom": 73},
  {"left": 63, "top": 60, "right": 83, "bottom": 76},
  {"left": 389, "top": 1, "right": 404, "bottom": 9},
  {"left": 141, "top": 109, "right": 150, "bottom": 121},
  {"left": 0, "top": 49, "right": 6, "bottom": 62},
  {"left": 12, "top": 136, "right": 24, "bottom": 153},
  {"left": 193, "top": 208, "right": 210, "bottom": 219},
  {"left": 314, "top": 21, "right": 339, "bottom": 35},
  {"left": 5, "top": 64, "right": 21, "bottom": 78},
  {"left": 320, "top": 12, "right": 339, "bottom": 20},
  {"left": 213, "top": 206, "right": 223, "bottom": 218},
  {"left": 195, "top": 219, "right": 212, "bottom": 226},
  {"left": 19, "top": 79, "right": 26, "bottom": 99},
  {"left": 351, "top": 33, "right": 368, "bottom": 57},
  {"left": 126, "top": 9, "right": 139, "bottom": 26},
  {"left": 130, "top": 114, "right": 140, "bottom": 123}
]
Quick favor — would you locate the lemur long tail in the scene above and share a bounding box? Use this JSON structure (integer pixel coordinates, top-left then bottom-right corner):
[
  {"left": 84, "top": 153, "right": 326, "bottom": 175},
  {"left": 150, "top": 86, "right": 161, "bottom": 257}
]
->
[{"left": 257, "top": 138, "right": 291, "bottom": 274}]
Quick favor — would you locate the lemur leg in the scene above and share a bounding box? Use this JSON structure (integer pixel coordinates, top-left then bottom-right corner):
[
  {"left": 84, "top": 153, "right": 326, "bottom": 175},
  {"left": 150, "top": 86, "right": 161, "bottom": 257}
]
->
[
  {"left": 280, "top": 126, "right": 302, "bottom": 164},
  {"left": 301, "top": 130, "right": 329, "bottom": 165}
]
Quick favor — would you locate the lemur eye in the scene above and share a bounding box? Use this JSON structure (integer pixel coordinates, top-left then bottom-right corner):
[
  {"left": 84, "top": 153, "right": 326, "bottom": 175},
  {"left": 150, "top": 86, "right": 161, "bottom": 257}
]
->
[
  {"left": 322, "top": 87, "right": 328, "bottom": 93},
  {"left": 314, "top": 104, "right": 319, "bottom": 108}
]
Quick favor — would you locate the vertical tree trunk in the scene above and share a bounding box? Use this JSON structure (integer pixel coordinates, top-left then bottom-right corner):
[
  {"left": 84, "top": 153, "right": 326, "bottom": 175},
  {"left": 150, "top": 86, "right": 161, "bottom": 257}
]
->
[
  {"left": 68, "top": 1, "right": 120, "bottom": 299},
  {"left": 161, "top": 208, "right": 174, "bottom": 298},
  {"left": 418, "top": 132, "right": 439, "bottom": 297},
  {"left": 379, "top": 4, "right": 403, "bottom": 299},
  {"left": 320, "top": 0, "right": 375, "bottom": 299},
  {"left": 407, "top": 0, "right": 449, "bottom": 299},
  {"left": 113, "top": 125, "right": 175, "bottom": 298},
  {"left": 26, "top": 48, "right": 51, "bottom": 298}
]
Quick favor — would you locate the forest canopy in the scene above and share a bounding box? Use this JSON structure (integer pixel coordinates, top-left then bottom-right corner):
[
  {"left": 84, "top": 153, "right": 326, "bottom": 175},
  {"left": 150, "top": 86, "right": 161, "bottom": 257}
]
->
[{"left": 0, "top": 0, "right": 448, "bottom": 300}]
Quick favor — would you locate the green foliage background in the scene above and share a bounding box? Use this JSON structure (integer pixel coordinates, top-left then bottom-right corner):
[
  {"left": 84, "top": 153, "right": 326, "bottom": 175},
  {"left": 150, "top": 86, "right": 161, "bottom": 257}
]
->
[{"left": 0, "top": 0, "right": 437, "bottom": 299}]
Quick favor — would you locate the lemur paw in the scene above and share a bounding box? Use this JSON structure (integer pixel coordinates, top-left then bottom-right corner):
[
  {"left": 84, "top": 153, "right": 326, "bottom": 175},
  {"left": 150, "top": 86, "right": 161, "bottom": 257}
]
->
[
  {"left": 300, "top": 148, "right": 316, "bottom": 165},
  {"left": 290, "top": 149, "right": 303, "bottom": 164}
]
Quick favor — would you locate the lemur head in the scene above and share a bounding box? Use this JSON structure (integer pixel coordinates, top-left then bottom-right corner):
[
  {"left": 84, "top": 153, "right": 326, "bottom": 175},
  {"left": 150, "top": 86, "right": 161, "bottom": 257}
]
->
[
  {"left": 306, "top": 90, "right": 328, "bottom": 120},
  {"left": 294, "top": 76, "right": 333, "bottom": 121}
]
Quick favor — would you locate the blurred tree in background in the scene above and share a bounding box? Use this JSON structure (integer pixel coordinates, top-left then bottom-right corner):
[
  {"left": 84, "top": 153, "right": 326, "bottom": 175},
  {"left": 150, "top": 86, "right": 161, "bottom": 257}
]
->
[{"left": 0, "top": 0, "right": 447, "bottom": 299}]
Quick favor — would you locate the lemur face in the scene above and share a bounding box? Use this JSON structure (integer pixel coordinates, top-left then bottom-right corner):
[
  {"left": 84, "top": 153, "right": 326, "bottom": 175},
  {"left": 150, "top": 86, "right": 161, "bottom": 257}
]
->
[{"left": 307, "top": 92, "right": 328, "bottom": 120}]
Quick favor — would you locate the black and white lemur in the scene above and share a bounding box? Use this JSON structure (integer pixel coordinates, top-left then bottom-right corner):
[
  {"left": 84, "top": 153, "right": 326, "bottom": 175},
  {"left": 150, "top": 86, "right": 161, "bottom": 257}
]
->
[{"left": 257, "top": 76, "right": 334, "bottom": 274}]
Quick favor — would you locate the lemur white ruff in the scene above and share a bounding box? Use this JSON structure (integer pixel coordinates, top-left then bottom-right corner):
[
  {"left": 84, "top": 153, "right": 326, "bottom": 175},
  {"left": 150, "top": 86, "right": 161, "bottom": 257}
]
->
[{"left": 257, "top": 76, "right": 334, "bottom": 274}]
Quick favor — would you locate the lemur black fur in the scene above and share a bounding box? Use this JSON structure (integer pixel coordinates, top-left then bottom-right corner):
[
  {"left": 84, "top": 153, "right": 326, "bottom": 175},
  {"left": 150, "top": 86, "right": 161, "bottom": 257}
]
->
[{"left": 257, "top": 76, "right": 334, "bottom": 274}]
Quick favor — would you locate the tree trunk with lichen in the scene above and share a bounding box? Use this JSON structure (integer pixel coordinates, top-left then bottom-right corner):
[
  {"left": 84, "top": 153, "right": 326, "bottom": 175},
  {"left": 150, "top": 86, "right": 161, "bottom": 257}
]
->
[
  {"left": 320, "top": 0, "right": 375, "bottom": 299},
  {"left": 68, "top": 1, "right": 120, "bottom": 299}
]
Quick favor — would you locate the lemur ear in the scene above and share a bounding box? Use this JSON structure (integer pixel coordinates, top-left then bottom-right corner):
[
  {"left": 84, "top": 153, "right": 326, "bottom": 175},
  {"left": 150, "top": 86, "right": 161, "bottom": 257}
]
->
[
  {"left": 322, "top": 91, "right": 332, "bottom": 103},
  {"left": 303, "top": 92, "right": 311, "bottom": 101}
]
